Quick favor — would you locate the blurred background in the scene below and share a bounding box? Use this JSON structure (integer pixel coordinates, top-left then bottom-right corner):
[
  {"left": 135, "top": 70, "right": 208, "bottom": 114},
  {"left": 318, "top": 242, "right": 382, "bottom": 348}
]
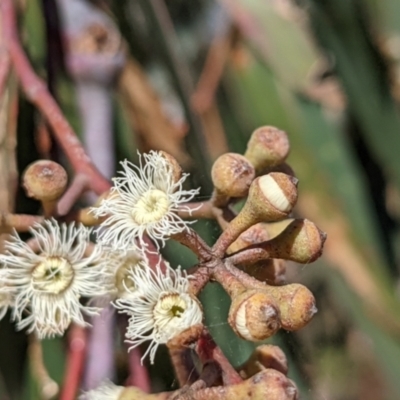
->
[{"left": 2, "top": 0, "right": 400, "bottom": 399}]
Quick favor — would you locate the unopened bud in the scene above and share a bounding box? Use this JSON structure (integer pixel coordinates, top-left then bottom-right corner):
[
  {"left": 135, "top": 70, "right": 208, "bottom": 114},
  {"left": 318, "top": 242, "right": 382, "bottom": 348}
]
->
[
  {"left": 270, "top": 284, "right": 317, "bottom": 331},
  {"left": 160, "top": 150, "right": 183, "bottom": 184},
  {"left": 211, "top": 153, "right": 255, "bottom": 206},
  {"left": 212, "top": 173, "right": 297, "bottom": 257},
  {"left": 241, "top": 369, "right": 298, "bottom": 400},
  {"left": 229, "top": 289, "right": 281, "bottom": 341},
  {"left": 23, "top": 160, "right": 67, "bottom": 202},
  {"left": 245, "top": 126, "right": 290, "bottom": 171},
  {"left": 241, "top": 344, "right": 288, "bottom": 378},
  {"left": 262, "top": 219, "right": 326, "bottom": 263},
  {"left": 227, "top": 223, "right": 270, "bottom": 254},
  {"left": 246, "top": 173, "right": 298, "bottom": 221}
]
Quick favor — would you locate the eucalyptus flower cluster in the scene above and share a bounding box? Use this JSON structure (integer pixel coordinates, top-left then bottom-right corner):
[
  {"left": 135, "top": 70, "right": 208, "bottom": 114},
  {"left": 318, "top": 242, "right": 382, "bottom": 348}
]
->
[{"left": 0, "top": 151, "right": 203, "bottom": 362}]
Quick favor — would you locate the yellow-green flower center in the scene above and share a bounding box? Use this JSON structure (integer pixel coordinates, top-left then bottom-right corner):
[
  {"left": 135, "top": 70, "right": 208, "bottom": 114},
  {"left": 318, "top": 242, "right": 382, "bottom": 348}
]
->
[
  {"left": 115, "top": 263, "right": 137, "bottom": 295},
  {"left": 131, "top": 189, "right": 169, "bottom": 224},
  {"left": 32, "top": 256, "right": 74, "bottom": 294},
  {"left": 154, "top": 293, "right": 187, "bottom": 322}
]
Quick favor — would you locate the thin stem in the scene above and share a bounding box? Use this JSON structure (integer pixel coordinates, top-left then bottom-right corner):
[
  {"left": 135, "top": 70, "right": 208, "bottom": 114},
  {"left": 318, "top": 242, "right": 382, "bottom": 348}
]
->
[
  {"left": 196, "top": 329, "right": 242, "bottom": 386},
  {"left": 171, "top": 228, "right": 213, "bottom": 262},
  {"left": 177, "top": 201, "right": 214, "bottom": 220},
  {"left": 1, "top": 213, "right": 44, "bottom": 232},
  {"left": 1, "top": 0, "right": 110, "bottom": 195},
  {"left": 59, "top": 325, "right": 87, "bottom": 400},
  {"left": 57, "top": 174, "right": 90, "bottom": 217},
  {"left": 168, "top": 347, "right": 199, "bottom": 387}
]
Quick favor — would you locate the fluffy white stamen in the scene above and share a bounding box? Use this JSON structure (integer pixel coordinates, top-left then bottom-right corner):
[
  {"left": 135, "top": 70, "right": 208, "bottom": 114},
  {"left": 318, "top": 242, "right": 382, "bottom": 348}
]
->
[
  {"left": 114, "top": 263, "right": 203, "bottom": 364},
  {"left": 91, "top": 151, "right": 200, "bottom": 251},
  {"left": 0, "top": 219, "right": 112, "bottom": 338}
]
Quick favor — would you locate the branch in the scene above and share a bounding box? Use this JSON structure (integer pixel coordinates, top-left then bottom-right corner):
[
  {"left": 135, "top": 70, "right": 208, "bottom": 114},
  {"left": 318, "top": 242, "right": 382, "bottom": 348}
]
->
[
  {"left": 1, "top": 0, "right": 110, "bottom": 195},
  {"left": 59, "top": 325, "right": 87, "bottom": 400}
]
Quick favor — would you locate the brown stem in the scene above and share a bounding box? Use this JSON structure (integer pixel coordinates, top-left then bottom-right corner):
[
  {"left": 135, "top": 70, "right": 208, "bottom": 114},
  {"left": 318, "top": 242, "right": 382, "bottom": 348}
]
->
[
  {"left": 225, "top": 247, "right": 268, "bottom": 266},
  {"left": 168, "top": 347, "right": 199, "bottom": 387},
  {"left": 1, "top": 0, "right": 110, "bottom": 195},
  {"left": 59, "top": 325, "right": 87, "bottom": 400},
  {"left": 223, "top": 260, "right": 267, "bottom": 290},
  {"left": 211, "top": 264, "right": 246, "bottom": 298},
  {"left": 171, "top": 228, "right": 213, "bottom": 262},
  {"left": 177, "top": 201, "right": 214, "bottom": 220},
  {"left": 196, "top": 329, "right": 242, "bottom": 386},
  {"left": 191, "top": 26, "right": 234, "bottom": 114},
  {"left": 188, "top": 266, "right": 212, "bottom": 296},
  {"left": 1, "top": 213, "right": 43, "bottom": 232},
  {"left": 57, "top": 174, "right": 90, "bottom": 217}
]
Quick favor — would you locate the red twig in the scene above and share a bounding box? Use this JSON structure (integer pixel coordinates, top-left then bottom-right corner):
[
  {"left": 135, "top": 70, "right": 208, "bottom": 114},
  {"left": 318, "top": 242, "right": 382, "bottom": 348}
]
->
[
  {"left": 59, "top": 325, "right": 87, "bottom": 400},
  {"left": 196, "top": 329, "right": 242, "bottom": 386},
  {"left": 1, "top": 0, "right": 110, "bottom": 195},
  {"left": 126, "top": 347, "right": 151, "bottom": 392},
  {"left": 0, "top": 51, "right": 10, "bottom": 98}
]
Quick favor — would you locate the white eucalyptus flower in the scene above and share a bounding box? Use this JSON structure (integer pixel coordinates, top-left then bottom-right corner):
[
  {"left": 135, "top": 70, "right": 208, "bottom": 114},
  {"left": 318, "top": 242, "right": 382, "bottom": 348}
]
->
[
  {"left": 79, "top": 381, "right": 123, "bottom": 400},
  {"left": 104, "top": 250, "right": 147, "bottom": 300},
  {"left": 91, "top": 151, "right": 199, "bottom": 251},
  {"left": 0, "top": 219, "right": 112, "bottom": 338},
  {"left": 0, "top": 268, "right": 14, "bottom": 320},
  {"left": 115, "top": 263, "right": 203, "bottom": 364}
]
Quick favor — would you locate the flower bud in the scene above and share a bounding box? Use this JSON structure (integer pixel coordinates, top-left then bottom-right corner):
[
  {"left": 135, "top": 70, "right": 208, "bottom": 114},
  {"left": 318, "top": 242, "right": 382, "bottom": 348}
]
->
[
  {"left": 240, "top": 344, "right": 288, "bottom": 378},
  {"left": 229, "top": 289, "right": 281, "bottom": 341},
  {"left": 212, "top": 173, "right": 297, "bottom": 257},
  {"left": 23, "top": 160, "right": 67, "bottom": 202},
  {"left": 211, "top": 153, "right": 255, "bottom": 203},
  {"left": 159, "top": 150, "right": 183, "bottom": 184},
  {"left": 227, "top": 223, "right": 270, "bottom": 255},
  {"left": 236, "top": 369, "right": 298, "bottom": 400},
  {"left": 270, "top": 284, "right": 317, "bottom": 331},
  {"left": 262, "top": 219, "right": 326, "bottom": 263},
  {"left": 245, "top": 126, "right": 290, "bottom": 171},
  {"left": 246, "top": 173, "right": 298, "bottom": 221}
]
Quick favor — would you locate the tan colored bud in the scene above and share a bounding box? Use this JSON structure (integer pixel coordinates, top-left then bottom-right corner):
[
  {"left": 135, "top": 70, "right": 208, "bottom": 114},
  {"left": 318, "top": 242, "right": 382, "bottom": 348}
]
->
[
  {"left": 262, "top": 219, "right": 326, "bottom": 263},
  {"left": 212, "top": 173, "right": 297, "bottom": 257},
  {"left": 270, "top": 284, "right": 317, "bottom": 331},
  {"left": 211, "top": 153, "right": 255, "bottom": 202},
  {"left": 229, "top": 289, "right": 281, "bottom": 341},
  {"left": 246, "top": 173, "right": 298, "bottom": 220},
  {"left": 227, "top": 223, "right": 270, "bottom": 254},
  {"left": 245, "top": 126, "right": 290, "bottom": 171},
  {"left": 232, "top": 369, "right": 298, "bottom": 400},
  {"left": 23, "top": 160, "right": 67, "bottom": 202},
  {"left": 159, "top": 150, "right": 183, "bottom": 184},
  {"left": 240, "top": 344, "right": 288, "bottom": 378}
]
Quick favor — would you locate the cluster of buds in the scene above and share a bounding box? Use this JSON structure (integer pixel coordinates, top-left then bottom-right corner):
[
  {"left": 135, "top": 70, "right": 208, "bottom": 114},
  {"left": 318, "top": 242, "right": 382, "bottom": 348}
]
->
[
  {"left": 202, "top": 126, "right": 325, "bottom": 345},
  {"left": 0, "top": 125, "right": 325, "bottom": 399}
]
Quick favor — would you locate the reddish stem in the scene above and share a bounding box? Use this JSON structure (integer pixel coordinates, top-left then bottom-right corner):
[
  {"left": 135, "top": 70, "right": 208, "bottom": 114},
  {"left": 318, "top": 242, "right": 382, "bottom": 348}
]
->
[
  {"left": 171, "top": 228, "right": 213, "bottom": 262},
  {"left": 59, "top": 325, "right": 87, "bottom": 400},
  {"left": 0, "top": 52, "right": 10, "bottom": 98},
  {"left": 196, "top": 329, "right": 242, "bottom": 386},
  {"left": 1, "top": 0, "right": 110, "bottom": 195},
  {"left": 126, "top": 347, "right": 151, "bottom": 392}
]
